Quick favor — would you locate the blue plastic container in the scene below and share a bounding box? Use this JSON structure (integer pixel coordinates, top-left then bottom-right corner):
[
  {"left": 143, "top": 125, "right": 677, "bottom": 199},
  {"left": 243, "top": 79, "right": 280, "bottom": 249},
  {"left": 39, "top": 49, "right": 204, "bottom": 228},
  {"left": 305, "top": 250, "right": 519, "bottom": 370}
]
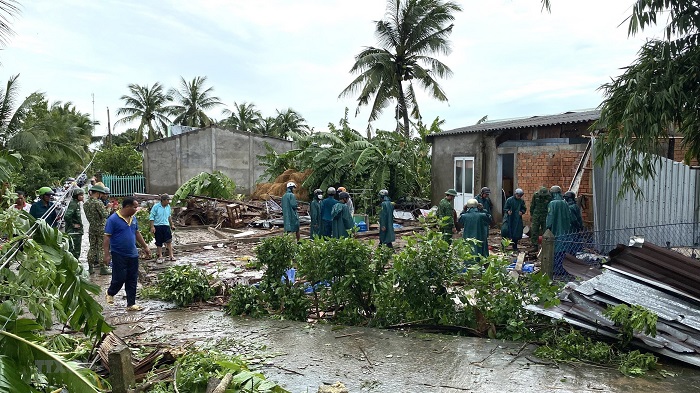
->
[{"left": 357, "top": 221, "right": 368, "bottom": 232}]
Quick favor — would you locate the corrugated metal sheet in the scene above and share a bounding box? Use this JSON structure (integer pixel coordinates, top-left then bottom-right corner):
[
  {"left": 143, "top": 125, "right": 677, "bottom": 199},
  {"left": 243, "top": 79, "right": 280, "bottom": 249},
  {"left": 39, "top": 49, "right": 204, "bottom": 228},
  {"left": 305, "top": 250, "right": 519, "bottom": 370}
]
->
[
  {"left": 529, "top": 242, "right": 700, "bottom": 367},
  {"left": 426, "top": 110, "right": 600, "bottom": 139},
  {"left": 592, "top": 139, "right": 700, "bottom": 251},
  {"left": 606, "top": 242, "right": 700, "bottom": 299}
]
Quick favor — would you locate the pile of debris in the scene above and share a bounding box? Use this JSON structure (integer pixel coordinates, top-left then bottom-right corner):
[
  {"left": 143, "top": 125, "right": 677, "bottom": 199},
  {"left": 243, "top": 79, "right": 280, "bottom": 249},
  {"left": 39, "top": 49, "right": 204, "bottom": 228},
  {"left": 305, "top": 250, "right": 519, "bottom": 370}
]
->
[
  {"left": 251, "top": 169, "right": 312, "bottom": 201},
  {"left": 528, "top": 240, "right": 700, "bottom": 367}
]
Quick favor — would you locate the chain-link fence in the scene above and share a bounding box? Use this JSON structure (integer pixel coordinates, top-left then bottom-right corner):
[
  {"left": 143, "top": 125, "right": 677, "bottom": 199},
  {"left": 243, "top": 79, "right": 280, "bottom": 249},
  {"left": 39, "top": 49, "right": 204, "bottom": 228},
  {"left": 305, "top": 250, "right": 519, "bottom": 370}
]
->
[
  {"left": 554, "top": 222, "right": 700, "bottom": 256},
  {"left": 549, "top": 222, "right": 700, "bottom": 276}
]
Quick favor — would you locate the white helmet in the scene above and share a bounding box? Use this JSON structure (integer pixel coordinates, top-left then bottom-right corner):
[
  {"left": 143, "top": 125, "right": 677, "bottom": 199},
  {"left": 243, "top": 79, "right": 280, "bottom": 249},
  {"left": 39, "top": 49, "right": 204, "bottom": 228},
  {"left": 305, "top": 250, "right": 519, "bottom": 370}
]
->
[
  {"left": 286, "top": 181, "right": 296, "bottom": 188},
  {"left": 466, "top": 198, "right": 479, "bottom": 208},
  {"left": 379, "top": 189, "right": 389, "bottom": 196},
  {"left": 327, "top": 187, "right": 336, "bottom": 195}
]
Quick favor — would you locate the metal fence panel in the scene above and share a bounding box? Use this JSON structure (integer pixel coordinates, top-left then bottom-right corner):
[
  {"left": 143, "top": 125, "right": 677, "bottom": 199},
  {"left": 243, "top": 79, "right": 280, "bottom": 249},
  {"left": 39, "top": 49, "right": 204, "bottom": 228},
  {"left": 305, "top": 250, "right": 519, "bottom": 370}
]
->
[
  {"left": 102, "top": 174, "right": 146, "bottom": 197},
  {"left": 592, "top": 141, "right": 700, "bottom": 250}
]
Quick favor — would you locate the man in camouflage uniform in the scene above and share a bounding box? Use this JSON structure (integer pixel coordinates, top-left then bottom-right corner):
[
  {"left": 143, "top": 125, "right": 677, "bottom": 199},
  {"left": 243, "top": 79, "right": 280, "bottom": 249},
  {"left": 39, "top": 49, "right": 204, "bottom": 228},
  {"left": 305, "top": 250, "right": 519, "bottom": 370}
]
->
[
  {"left": 529, "top": 186, "right": 551, "bottom": 251},
  {"left": 437, "top": 189, "right": 458, "bottom": 244},
  {"left": 64, "top": 188, "right": 85, "bottom": 259},
  {"left": 84, "top": 184, "right": 110, "bottom": 275}
]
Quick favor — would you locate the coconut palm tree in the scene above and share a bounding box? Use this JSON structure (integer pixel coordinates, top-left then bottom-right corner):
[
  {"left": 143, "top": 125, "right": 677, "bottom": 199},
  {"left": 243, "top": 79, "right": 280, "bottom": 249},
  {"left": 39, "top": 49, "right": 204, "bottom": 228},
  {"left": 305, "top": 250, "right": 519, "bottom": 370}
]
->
[
  {"left": 274, "top": 108, "right": 310, "bottom": 139},
  {"left": 221, "top": 101, "right": 262, "bottom": 132},
  {"left": 0, "top": 75, "right": 42, "bottom": 148},
  {"left": 116, "top": 83, "right": 172, "bottom": 143},
  {"left": 8, "top": 99, "right": 92, "bottom": 163},
  {"left": 338, "top": 0, "right": 461, "bottom": 137},
  {"left": 256, "top": 116, "right": 279, "bottom": 136},
  {"left": 169, "top": 76, "right": 223, "bottom": 128},
  {"left": 0, "top": 0, "right": 20, "bottom": 47}
]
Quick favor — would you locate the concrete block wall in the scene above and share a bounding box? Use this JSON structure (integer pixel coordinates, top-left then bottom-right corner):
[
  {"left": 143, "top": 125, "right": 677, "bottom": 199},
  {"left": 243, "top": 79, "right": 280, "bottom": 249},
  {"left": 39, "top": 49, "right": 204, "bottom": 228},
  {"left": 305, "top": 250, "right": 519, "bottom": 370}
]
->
[
  {"left": 143, "top": 127, "right": 293, "bottom": 196},
  {"left": 516, "top": 147, "right": 592, "bottom": 227}
]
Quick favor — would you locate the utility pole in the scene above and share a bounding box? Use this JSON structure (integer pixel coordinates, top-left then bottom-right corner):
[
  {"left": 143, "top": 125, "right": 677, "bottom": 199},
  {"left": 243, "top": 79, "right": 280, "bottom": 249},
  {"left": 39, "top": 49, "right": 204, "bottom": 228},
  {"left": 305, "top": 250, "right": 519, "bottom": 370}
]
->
[
  {"left": 107, "top": 107, "right": 112, "bottom": 148},
  {"left": 91, "top": 93, "right": 96, "bottom": 133}
]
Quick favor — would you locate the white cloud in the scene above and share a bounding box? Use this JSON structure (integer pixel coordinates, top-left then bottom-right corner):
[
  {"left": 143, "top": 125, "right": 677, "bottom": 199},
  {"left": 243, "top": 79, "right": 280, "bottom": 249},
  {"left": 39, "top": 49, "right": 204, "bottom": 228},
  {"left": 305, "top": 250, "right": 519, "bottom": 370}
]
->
[{"left": 0, "top": 0, "right": 666, "bottom": 136}]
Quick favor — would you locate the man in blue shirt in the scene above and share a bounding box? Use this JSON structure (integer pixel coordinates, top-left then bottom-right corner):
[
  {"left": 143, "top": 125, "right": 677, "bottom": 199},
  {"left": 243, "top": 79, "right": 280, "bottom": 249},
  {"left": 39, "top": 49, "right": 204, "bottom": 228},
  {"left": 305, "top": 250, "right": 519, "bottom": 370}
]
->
[
  {"left": 150, "top": 194, "right": 175, "bottom": 262},
  {"left": 104, "top": 197, "right": 151, "bottom": 311},
  {"left": 29, "top": 186, "right": 58, "bottom": 227}
]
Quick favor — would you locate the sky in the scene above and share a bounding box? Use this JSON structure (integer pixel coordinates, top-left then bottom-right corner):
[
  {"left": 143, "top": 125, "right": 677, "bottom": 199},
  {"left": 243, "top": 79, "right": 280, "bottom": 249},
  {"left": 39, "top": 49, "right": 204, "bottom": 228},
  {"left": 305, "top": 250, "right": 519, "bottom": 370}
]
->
[{"left": 2, "top": 0, "right": 663, "bottom": 137}]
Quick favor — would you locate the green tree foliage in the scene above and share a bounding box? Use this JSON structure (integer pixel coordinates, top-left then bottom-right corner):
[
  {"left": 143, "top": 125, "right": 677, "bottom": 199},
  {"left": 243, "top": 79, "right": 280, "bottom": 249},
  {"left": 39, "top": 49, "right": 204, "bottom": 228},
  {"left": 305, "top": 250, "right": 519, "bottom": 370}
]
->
[
  {"left": 0, "top": 75, "right": 42, "bottom": 148},
  {"left": 339, "top": 0, "right": 462, "bottom": 136},
  {"left": 0, "top": 0, "right": 20, "bottom": 47},
  {"left": 9, "top": 97, "right": 94, "bottom": 196},
  {"left": 0, "top": 149, "right": 20, "bottom": 183},
  {"left": 273, "top": 108, "right": 310, "bottom": 139},
  {"left": 592, "top": 1, "right": 700, "bottom": 194},
  {"left": 220, "top": 101, "right": 262, "bottom": 132},
  {"left": 220, "top": 103, "right": 310, "bottom": 140},
  {"left": 172, "top": 171, "right": 237, "bottom": 206},
  {"left": 116, "top": 82, "right": 172, "bottom": 143},
  {"left": 92, "top": 145, "right": 143, "bottom": 176},
  {"left": 0, "top": 210, "right": 111, "bottom": 390},
  {"left": 257, "top": 110, "right": 437, "bottom": 206},
  {"left": 169, "top": 76, "right": 223, "bottom": 128},
  {"left": 147, "top": 350, "right": 289, "bottom": 393}
]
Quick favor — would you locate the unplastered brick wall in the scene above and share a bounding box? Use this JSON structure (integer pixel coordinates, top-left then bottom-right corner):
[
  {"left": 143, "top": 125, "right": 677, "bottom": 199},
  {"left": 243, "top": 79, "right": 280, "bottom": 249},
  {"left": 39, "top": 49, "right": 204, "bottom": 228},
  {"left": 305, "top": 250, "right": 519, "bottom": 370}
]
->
[{"left": 516, "top": 149, "right": 592, "bottom": 227}]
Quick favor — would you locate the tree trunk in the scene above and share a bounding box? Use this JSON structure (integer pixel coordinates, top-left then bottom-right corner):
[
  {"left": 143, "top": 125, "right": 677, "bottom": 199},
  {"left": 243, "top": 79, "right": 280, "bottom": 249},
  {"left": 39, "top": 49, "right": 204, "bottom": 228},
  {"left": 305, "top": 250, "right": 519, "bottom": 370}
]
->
[{"left": 396, "top": 83, "right": 410, "bottom": 139}]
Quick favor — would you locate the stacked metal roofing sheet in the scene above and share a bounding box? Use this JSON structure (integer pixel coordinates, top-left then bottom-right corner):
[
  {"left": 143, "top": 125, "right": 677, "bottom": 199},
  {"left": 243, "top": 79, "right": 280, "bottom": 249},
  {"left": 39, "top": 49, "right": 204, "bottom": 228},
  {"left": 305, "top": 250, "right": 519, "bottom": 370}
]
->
[{"left": 527, "top": 242, "right": 700, "bottom": 367}]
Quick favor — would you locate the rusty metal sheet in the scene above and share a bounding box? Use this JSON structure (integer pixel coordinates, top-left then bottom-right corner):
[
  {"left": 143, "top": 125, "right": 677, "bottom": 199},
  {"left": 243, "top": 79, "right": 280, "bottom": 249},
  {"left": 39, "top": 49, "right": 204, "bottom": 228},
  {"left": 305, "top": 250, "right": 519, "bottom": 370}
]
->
[{"left": 608, "top": 242, "right": 700, "bottom": 299}]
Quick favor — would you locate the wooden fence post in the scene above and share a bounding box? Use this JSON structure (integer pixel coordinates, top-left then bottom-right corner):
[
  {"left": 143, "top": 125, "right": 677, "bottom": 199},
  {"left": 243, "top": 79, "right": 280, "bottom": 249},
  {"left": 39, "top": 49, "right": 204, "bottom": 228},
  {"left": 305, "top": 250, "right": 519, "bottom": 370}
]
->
[{"left": 540, "top": 229, "right": 555, "bottom": 279}]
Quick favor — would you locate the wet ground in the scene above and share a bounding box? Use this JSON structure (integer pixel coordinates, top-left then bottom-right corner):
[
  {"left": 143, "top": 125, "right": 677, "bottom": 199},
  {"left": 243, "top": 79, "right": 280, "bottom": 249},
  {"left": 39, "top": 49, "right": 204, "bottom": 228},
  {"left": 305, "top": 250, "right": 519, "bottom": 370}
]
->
[{"left": 78, "top": 215, "right": 700, "bottom": 392}]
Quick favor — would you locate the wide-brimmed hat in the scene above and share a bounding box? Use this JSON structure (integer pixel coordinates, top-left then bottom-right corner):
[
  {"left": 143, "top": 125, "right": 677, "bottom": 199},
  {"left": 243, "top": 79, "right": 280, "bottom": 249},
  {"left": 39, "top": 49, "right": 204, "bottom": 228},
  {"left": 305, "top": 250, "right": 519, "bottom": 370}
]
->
[
  {"left": 90, "top": 184, "right": 109, "bottom": 194},
  {"left": 445, "top": 189, "right": 458, "bottom": 196}
]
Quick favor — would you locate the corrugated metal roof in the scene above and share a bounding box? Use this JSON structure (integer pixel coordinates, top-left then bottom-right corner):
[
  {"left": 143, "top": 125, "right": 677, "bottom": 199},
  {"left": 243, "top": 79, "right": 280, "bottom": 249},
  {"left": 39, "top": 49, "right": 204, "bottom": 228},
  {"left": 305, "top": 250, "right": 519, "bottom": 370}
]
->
[{"left": 427, "top": 109, "right": 600, "bottom": 139}]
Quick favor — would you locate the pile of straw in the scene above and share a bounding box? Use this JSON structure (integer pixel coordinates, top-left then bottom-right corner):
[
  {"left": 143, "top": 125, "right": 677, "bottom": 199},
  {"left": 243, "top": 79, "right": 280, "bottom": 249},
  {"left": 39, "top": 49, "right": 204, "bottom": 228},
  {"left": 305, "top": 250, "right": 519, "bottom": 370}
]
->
[{"left": 252, "top": 169, "right": 312, "bottom": 201}]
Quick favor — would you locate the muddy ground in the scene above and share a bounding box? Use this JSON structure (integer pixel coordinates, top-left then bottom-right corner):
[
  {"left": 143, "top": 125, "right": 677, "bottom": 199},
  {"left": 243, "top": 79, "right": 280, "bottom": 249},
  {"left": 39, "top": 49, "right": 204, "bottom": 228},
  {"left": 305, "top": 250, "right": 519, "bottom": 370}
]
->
[{"left": 79, "top": 217, "right": 700, "bottom": 392}]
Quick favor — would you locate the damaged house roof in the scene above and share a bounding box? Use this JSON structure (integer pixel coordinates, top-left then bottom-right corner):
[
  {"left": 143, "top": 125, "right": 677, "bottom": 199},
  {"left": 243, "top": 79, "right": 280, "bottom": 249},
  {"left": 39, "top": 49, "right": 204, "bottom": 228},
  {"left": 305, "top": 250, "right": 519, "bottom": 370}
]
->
[
  {"left": 528, "top": 241, "right": 700, "bottom": 368},
  {"left": 426, "top": 109, "right": 601, "bottom": 140}
]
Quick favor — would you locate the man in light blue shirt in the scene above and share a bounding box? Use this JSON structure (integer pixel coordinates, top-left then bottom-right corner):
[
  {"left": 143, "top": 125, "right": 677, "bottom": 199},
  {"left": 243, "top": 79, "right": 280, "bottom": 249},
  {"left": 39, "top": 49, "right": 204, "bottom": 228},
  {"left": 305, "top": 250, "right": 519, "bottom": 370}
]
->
[{"left": 149, "top": 194, "right": 174, "bottom": 261}]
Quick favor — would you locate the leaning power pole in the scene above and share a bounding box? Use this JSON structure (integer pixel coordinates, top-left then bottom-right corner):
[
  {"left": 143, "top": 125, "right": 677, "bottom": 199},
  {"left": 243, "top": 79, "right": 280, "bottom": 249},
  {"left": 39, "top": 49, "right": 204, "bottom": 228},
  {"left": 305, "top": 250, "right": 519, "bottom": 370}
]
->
[{"left": 106, "top": 107, "right": 112, "bottom": 148}]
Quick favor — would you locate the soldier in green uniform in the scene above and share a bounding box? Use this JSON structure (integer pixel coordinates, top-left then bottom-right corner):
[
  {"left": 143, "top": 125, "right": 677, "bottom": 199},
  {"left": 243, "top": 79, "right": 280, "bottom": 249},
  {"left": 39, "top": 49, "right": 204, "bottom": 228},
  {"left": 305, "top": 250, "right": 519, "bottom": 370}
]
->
[
  {"left": 503, "top": 188, "right": 526, "bottom": 250},
  {"left": 281, "top": 182, "right": 300, "bottom": 241},
  {"left": 529, "top": 186, "right": 551, "bottom": 251},
  {"left": 459, "top": 198, "right": 492, "bottom": 258},
  {"left": 64, "top": 188, "right": 85, "bottom": 259},
  {"left": 437, "top": 189, "right": 457, "bottom": 244},
  {"left": 84, "top": 184, "right": 111, "bottom": 274},
  {"left": 309, "top": 189, "right": 323, "bottom": 239},
  {"left": 331, "top": 192, "right": 355, "bottom": 238},
  {"left": 378, "top": 189, "right": 395, "bottom": 248}
]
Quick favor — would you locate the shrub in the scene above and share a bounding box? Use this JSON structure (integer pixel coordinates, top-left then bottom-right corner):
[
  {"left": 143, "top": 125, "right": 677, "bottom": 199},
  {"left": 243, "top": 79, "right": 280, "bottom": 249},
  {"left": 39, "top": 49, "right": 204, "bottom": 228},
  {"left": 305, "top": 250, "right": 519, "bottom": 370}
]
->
[
  {"left": 257, "top": 235, "right": 297, "bottom": 288},
  {"left": 373, "top": 230, "right": 475, "bottom": 327},
  {"left": 226, "top": 285, "right": 266, "bottom": 317},
  {"left": 156, "top": 265, "right": 214, "bottom": 306}
]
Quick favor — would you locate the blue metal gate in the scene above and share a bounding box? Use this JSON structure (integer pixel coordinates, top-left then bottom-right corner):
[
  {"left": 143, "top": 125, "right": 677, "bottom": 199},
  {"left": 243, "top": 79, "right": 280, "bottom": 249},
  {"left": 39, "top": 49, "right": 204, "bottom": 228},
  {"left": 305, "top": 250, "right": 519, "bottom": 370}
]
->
[{"left": 102, "top": 174, "right": 146, "bottom": 197}]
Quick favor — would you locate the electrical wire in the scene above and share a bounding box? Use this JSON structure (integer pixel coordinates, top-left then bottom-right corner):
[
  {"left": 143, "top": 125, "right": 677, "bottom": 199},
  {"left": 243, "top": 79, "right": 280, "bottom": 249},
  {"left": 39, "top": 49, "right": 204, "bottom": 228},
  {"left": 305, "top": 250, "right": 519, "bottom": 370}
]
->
[{"left": 0, "top": 152, "right": 98, "bottom": 271}]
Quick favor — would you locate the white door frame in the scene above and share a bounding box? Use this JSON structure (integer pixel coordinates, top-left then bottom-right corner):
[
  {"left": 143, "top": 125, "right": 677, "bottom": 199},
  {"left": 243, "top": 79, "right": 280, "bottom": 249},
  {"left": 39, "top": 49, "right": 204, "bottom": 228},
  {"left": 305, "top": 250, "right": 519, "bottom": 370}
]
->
[{"left": 453, "top": 156, "right": 475, "bottom": 211}]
